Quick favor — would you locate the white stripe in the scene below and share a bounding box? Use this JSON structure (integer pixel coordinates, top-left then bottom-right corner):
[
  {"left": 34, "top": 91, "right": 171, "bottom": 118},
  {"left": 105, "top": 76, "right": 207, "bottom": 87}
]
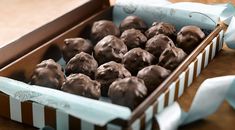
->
[
  {"left": 145, "top": 120, "right": 152, "bottom": 130},
  {"left": 219, "top": 30, "right": 224, "bottom": 50},
  {"left": 107, "top": 124, "right": 122, "bottom": 130},
  {"left": 187, "top": 62, "right": 194, "bottom": 87},
  {"left": 81, "top": 120, "right": 94, "bottom": 130},
  {"left": 178, "top": 72, "right": 185, "bottom": 97},
  {"left": 10, "top": 97, "right": 22, "bottom": 122},
  {"left": 157, "top": 94, "right": 165, "bottom": 113},
  {"left": 196, "top": 53, "right": 202, "bottom": 77},
  {"left": 32, "top": 103, "right": 45, "bottom": 128},
  {"left": 56, "top": 110, "right": 69, "bottom": 130},
  {"left": 211, "top": 37, "right": 217, "bottom": 59},
  {"left": 168, "top": 82, "right": 176, "bottom": 105},
  {"left": 131, "top": 119, "right": 140, "bottom": 130},
  {"left": 204, "top": 45, "right": 210, "bottom": 68},
  {"left": 145, "top": 106, "right": 153, "bottom": 124}
]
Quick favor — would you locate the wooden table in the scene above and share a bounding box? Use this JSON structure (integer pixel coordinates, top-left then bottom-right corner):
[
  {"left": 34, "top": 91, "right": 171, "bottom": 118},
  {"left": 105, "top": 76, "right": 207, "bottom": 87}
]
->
[{"left": 1, "top": 0, "right": 235, "bottom": 130}]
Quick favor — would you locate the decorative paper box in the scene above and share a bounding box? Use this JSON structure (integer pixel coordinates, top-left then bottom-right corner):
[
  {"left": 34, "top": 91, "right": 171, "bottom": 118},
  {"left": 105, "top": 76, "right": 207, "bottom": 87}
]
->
[{"left": 0, "top": 0, "right": 226, "bottom": 130}]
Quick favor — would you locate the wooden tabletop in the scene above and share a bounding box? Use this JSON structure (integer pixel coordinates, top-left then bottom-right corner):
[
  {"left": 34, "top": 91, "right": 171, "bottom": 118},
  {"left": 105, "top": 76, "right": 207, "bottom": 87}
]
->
[
  {"left": 0, "top": 0, "right": 235, "bottom": 130},
  {"left": 0, "top": 0, "right": 88, "bottom": 46}
]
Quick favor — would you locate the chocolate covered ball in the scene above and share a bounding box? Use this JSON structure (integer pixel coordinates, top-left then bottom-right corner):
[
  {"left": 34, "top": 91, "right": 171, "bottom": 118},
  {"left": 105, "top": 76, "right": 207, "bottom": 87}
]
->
[
  {"left": 62, "top": 38, "right": 93, "bottom": 63},
  {"left": 145, "top": 34, "right": 175, "bottom": 60},
  {"left": 62, "top": 74, "right": 101, "bottom": 99},
  {"left": 145, "top": 22, "right": 176, "bottom": 40},
  {"left": 119, "top": 16, "right": 148, "bottom": 32},
  {"left": 108, "top": 77, "right": 147, "bottom": 110},
  {"left": 65, "top": 52, "right": 98, "bottom": 78},
  {"left": 91, "top": 20, "right": 120, "bottom": 42},
  {"left": 120, "top": 28, "right": 147, "bottom": 50},
  {"left": 123, "top": 48, "right": 156, "bottom": 75},
  {"left": 159, "top": 47, "right": 187, "bottom": 71},
  {"left": 94, "top": 35, "right": 128, "bottom": 65},
  {"left": 176, "top": 25, "right": 205, "bottom": 54},
  {"left": 31, "top": 59, "right": 65, "bottom": 89},
  {"left": 137, "top": 65, "right": 171, "bottom": 94},
  {"left": 95, "top": 61, "right": 131, "bottom": 96}
]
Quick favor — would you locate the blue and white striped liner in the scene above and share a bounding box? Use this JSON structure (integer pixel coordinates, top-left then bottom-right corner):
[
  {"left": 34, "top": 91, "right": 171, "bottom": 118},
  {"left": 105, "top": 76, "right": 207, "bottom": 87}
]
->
[
  {"left": 33, "top": 103, "right": 45, "bottom": 128},
  {"left": 10, "top": 97, "right": 22, "bottom": 122},
  {"left": 0, "top": 29, "right": 224, "bottom": 130}
]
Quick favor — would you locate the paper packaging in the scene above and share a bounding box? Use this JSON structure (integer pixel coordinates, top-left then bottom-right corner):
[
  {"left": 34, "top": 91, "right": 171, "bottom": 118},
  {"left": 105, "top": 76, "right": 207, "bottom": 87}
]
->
[{"left": 0, "top": 0, "right": 229, "bottom": 130}]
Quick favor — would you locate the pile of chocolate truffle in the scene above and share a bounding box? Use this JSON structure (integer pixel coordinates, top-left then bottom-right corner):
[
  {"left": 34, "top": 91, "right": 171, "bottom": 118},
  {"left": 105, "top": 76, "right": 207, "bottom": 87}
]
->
[{"left": 30, "top": 15, "right": 205, "bottom": 110}]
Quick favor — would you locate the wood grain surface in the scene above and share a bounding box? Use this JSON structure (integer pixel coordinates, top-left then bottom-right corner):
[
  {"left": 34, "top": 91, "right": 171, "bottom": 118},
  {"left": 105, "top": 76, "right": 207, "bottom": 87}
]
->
[
  {"left": 0, "top": 0, "right": 234, "bottom": 130},
  {"left": 0, "top": 0, "right": 89, "bottom": 46}
]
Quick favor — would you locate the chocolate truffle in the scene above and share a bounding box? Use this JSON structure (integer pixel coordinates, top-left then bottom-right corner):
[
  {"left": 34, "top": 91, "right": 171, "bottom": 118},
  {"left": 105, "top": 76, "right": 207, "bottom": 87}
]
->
[
  {"left": 120, "top": 28, "right": 147, "bottom": 49},
  {"left": 137, "top": 65, "right": 171, "bottom": 94},
  {"left": 31, "top": 59, "right": 65, "bottom": 89},
  {"left": 62, "top": 74, "right": 101, "bottom": 99},
  {"left": 95, "top": 61, "right": 131, "bottom": 96},
  {"left": 145, "top": 34, "right": 175, "bottom": 60},
  {"left": 176, "top": 25, "right": 205, "bottom": 54},
  {"left": 119, "top": 16, "right": 148, "bottom": 32},
  {"left": 159, "top": 47, "right": 187, "bottom": 71},
  {"left": 145, "top": 22, "right": 176, "bottom": 40},
  {"left": 108, "top": 77, "right": 147, "bottom": 110},
  {"left": 65, "top": 52, "right": 98, "bottom": 78},
  {"left": 62, "top": 38, "right": 93, "bottom": 63},
  {"left": 123, "top": 48, "right": 156, "bottom": 75},
  {"left": 91, "top": 20, "right": 120, "bottom": 42},
  {"left": 94, "top": 35, "right": 128, "bottom": 65}
]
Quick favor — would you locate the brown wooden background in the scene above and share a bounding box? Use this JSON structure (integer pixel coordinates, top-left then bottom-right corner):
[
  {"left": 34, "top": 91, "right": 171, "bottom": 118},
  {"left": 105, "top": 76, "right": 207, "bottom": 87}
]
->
[{"left": 0, "top": 0, "right": 235, "bottom": 130}]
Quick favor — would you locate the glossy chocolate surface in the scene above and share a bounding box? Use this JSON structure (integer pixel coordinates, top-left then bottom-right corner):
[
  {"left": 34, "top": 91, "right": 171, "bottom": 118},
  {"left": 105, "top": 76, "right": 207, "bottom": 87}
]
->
[
  {"left": 176, "top": 25, "right": 205, "bottom": 54},
  {"left": 62, "top": 38, "right": 93, "bottom": 63},
  {"left": 94, "top": 35, "right": 128, "bottom": 65},
  {"left": 123, "top": 48, "right": 156, "bottom": 75},
  {"left": 137, "top": 65, "right": 171, "bottom": 94},
  {"left": 65, "top": 52, "right": 98, "bottom": 79},
  {"left": 95, "top": 61, "right": 131, "bottom": 96},
  {"left": 145, "top": 22, "right": 176, "bottom": 40},
  {"left": 120, "top": 28, "right": 147, "bottom": 50},
  {"left": 108, "top": 77, "right": 147, "bottom": 110},
  {"left": 31, "top": 59, "right": 65, "bottom": 89},
  {"left": 159, "top": 47, "right": 187, "bottom": 71},
  {"left": 91, "top": 20, "right": 120, "bottom": 42},
  {"left": 119, "top": 15, "right": 147, "bottom": 32},
  {"left": 145, "top": 34, "right": 175, "bottom": 60},
  {"left": 62, "top": 73, "right": 101, "bottom": 99}
]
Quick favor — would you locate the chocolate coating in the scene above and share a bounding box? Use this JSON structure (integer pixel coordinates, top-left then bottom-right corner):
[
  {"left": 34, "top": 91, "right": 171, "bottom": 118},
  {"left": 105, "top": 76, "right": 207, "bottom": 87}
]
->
[
  {"left": 176, "top": 25, "right": 205, "bottom": 54},
  {"left": 62, "top": 74, "right": 101, "bottom": 99},
  {"left": 145, "top": 22, "right": 176, "bottom": 40},
  {"left": 159, "top": 47, "right": 187, "bottom": 70},
  {"left": 145, "top": 34, "right": 175, "bottom": 60},
  {"left": 65, "top": 52, "right": 98, "bottom": 78},
  {"left": 137, "top": 65, "right": 171, "bottom": 94},
  {"left": 120, "top": 29, "right": 147, "bottom": 49},
  {"left": 94, "top": 35, "right": 128, "bottom": 65},
  {"left": 123, "top": 48, "right": 156, "bottom": 75},
  {"left": 91, "top": 20, "right": 120, "bottom": 42},
  {"left": 31, "top": 59, "right": 65, "bottom": 89},
  {"left": 95, "top": 61, "right": 131, "bottom": 96},
  {"left": 62, "top": 38, "right": 93, "bottom": 63},
  {"left": 108, "top": 77, "right": 147, "bottom": 110},
  {"left": 119, "top": 16, "right": 148, "bottom": 32}
]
